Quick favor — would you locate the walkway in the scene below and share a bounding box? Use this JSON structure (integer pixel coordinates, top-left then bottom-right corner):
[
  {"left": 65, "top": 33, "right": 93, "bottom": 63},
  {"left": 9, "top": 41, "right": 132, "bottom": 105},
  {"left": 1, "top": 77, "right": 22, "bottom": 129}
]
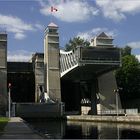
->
[{"left": 0, "top": 117, "right": 43, "bottom": 139}]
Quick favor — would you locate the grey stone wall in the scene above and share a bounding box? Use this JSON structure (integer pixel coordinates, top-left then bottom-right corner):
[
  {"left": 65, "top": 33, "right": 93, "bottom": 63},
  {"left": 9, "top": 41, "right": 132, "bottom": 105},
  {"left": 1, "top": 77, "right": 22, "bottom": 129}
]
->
[
  {"left": 97, "top": 71, "right": 121, "bottom": 113},
  {"left": 0, "top": 33, "right": 7, "bottom": 115},
  {"left": 15, "top": 103, "right": 64, "bottom": 118}
]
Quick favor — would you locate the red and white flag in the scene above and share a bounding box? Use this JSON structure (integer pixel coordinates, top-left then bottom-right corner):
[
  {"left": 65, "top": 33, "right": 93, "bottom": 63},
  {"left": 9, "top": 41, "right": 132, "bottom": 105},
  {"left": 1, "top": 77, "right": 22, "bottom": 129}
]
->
[{"left": 51, "top": 6, "right": 58, "bottom": 12}]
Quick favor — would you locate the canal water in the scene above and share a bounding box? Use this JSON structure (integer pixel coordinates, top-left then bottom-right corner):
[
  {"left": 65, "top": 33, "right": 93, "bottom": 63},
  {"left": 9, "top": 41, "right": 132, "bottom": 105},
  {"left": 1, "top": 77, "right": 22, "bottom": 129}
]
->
[{"left": 27, "top": 120, "right": 140, "bottom": 139}]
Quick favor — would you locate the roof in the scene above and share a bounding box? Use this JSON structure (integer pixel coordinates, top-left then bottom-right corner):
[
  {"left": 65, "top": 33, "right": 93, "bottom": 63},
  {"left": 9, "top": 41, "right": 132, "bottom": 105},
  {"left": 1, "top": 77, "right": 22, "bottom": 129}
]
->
[
  {"left": 0, "top": 31, "right": 7, "bottom": 34},
  {"left": 97, "top": 32, "right": 112, "bottom": 39},
  {"left": 31, "top": 52, "right": 44, "bottom": 62},
  {"left": 48, "top": 22, "right": 58, "bottom": 28}
]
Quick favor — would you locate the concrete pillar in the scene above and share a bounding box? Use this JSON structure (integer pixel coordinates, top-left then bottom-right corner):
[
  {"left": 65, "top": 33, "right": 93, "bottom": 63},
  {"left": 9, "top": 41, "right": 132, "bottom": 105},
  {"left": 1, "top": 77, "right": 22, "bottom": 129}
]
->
[
  {"left": 90, "top": 82, "right": 97, "bottom": 115},
  {"left": 97, "top": 71, "right": 122, "bottom": 113},
  {"left": 44, "top": 23, "right": 61, "bottom": 102},
  {"left": 0, "top": 32, "right": 7, "bottom": 115},
  {"left": 74, "top": 81, "right": 81, "bottom": 114},
  {"left": 32, "top": 53, "right": 44, "bottom": 102}
]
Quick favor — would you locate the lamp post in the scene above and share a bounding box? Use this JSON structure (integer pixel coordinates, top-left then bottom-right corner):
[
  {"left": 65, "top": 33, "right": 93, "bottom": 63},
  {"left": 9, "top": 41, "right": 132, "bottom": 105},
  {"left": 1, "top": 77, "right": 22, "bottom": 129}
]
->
[
  {"left": 8, "top": 83, "right": 11, "bottom": 118},
  {"left": 114, "top": 89, "right": 119, "bottom": 116}
]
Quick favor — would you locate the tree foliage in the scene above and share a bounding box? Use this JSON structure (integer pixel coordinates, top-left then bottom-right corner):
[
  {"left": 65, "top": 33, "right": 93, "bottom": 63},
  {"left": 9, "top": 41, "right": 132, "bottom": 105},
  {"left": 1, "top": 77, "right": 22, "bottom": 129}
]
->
[
  {"left": 116, "top": 46, "right": 140, "bottom": 99},
  {"left": 65, "top": 37, "right": 90, "bottom": 51},
  {"left": 121, "top": 45, "right": 132, "bottom": 56}
]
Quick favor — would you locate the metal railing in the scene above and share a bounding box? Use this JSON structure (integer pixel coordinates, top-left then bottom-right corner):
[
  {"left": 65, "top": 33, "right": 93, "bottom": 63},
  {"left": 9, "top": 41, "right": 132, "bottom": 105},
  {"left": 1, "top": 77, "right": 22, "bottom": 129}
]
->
[
  {"left": 60, "top": 50, "right": 78, "bottom": 77},
  {"left": 98, "top": 109, "right": 138, "bottom": 115},
  {"left": 98, "top": 109, "right": 125, "bottom": 115},
  {"left": 60, "top": 47, "right": 121, "bottom": 77}
]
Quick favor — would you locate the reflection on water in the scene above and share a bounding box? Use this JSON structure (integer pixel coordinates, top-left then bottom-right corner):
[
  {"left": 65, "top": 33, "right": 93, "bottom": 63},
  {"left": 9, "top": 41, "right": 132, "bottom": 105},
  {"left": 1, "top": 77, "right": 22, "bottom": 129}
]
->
[
  {"left": 27, "top": 120, "right": 65, "bottom": 139},
  {"left": 28, "top": 119, "right": 140, "bottom": 139}
]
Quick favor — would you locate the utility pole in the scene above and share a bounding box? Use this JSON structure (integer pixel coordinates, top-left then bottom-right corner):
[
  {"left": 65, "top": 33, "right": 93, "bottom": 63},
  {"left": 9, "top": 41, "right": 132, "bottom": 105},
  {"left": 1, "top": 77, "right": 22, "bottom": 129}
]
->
[
  {"left": 8, "top": 83, "right": 11, "bottom": 118},
  {"left": 114, "top": 89, "right": 119, "bottom": 116}
]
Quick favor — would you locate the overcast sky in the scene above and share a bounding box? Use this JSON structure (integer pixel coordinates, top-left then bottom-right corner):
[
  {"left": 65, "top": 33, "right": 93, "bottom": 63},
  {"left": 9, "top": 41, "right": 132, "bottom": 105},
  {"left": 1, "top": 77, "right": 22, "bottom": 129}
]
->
[{"left": 0, "top": 0, "right": 140, "bottom": 61}]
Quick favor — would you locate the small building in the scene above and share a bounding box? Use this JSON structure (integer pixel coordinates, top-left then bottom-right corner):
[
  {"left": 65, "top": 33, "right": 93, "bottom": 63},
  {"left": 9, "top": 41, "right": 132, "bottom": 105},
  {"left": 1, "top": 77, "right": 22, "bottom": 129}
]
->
[{"left": 91, "top": 32, "right": 114, "bottom": 47}]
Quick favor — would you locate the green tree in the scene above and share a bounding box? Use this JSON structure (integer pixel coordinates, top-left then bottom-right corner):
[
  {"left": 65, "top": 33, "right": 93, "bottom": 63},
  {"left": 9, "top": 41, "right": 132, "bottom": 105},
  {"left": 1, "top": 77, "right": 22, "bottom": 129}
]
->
[
  {"left": 65, "top": 37, "right": 90, "bottom": 51},
  {"left": 121, "top": 45, "right": 132, "bottom": 56},
  {"left": 116, "top": 54, "right": 140, "bottom": 100}
]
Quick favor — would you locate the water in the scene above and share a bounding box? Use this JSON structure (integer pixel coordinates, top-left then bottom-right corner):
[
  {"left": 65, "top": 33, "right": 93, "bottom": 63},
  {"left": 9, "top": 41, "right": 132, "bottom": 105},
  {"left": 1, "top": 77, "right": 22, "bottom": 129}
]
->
[{"left": 27, "top": 119, "right": 140, "bottom": 139}]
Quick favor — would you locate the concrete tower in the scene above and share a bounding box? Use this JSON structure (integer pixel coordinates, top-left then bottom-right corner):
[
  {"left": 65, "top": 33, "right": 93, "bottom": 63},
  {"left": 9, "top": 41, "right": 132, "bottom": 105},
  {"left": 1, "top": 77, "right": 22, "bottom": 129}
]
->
[
  {"left": 44, "top": 23, "right": 61, "bottom": 102},
  {"left": 0, "top": 32, "right": 7, "bottom": 115},
  {"left": 32, "top": 53, "right": 44, "bottom": 102}
]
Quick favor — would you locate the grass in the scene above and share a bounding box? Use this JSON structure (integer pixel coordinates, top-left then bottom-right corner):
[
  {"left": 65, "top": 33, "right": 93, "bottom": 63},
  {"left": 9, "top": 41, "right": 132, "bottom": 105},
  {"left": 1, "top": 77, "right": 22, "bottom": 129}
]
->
[{"left": 0, "top": 117, "right": 9, "bottom": 131}]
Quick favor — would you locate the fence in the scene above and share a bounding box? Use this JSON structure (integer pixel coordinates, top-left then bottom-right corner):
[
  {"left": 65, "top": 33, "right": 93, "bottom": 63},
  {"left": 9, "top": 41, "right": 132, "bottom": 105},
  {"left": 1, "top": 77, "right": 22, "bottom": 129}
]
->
[
  {"left": 126, "top": 109, "right": 138, "bottom": 115},
  {"left": 98, "top": 109, "right": 138, "bottom": 115}
]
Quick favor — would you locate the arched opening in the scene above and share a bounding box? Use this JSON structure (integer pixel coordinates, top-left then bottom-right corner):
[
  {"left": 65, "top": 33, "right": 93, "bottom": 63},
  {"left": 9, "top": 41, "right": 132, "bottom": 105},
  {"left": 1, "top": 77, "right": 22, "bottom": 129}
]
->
[
  {"left": 7, "top": 62, "right": 35, "bottom": 103},
  {"left": 61, "top": 78, "right": 98, "bottom": 115},
  {"left": 8, "top": 72, "right": 35, "bottom": 103}
]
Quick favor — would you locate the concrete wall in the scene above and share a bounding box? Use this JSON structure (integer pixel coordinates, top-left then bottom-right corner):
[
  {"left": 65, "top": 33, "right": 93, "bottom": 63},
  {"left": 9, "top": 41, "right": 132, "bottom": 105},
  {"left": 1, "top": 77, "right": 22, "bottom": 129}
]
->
[
  {"left": 32, "top": 53, "right": 44, "bottom": 102},
  {"left": 97, "top": 71, "right": 121, "bottom": 113},
  {"left": 0, "top": 33, "right": 7, "bottom": 115},
  {"left": 15, "top": 103, "right": 64, "bottom": 118},
  {"left": 67, "top": 115, "right": 140, "bottom": 123}
]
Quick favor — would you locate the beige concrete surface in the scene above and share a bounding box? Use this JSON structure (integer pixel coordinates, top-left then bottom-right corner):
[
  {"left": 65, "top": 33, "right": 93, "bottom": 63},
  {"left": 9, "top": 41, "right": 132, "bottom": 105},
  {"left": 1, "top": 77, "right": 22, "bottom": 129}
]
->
[{"left": 67, "top": 115, "right": 140, "bottom": 124}]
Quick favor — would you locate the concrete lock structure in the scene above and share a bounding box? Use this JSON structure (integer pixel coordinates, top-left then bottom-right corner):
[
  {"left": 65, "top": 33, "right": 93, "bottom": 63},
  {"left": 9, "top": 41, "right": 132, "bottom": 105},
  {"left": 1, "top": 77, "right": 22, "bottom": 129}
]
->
[{"left": 0, "top": 23, "right": 122, "bottom": 117}]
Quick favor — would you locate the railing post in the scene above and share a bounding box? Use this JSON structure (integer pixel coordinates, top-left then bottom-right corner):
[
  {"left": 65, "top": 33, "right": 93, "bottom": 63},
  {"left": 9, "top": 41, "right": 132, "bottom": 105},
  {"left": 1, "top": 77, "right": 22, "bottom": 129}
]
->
[{"left": 114, "top": 89, "right": 119, "bottom": 116}]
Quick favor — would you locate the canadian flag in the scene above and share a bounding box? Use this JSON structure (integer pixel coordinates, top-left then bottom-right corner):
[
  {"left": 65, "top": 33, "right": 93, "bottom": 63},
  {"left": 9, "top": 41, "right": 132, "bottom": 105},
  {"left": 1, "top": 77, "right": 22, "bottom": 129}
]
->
[{"left": 51, "top": 6, "right": 58, "bottom": 12}]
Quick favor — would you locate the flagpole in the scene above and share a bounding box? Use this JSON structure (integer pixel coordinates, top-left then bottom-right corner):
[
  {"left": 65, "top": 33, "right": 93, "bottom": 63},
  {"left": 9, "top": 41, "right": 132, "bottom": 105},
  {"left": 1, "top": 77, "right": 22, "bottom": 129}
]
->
[
  {"left": 8, "top": 87, "right": 11, "bottom": 118},
  {"left": 50, "top": 6, "right": 53, "bottom": 22}
]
